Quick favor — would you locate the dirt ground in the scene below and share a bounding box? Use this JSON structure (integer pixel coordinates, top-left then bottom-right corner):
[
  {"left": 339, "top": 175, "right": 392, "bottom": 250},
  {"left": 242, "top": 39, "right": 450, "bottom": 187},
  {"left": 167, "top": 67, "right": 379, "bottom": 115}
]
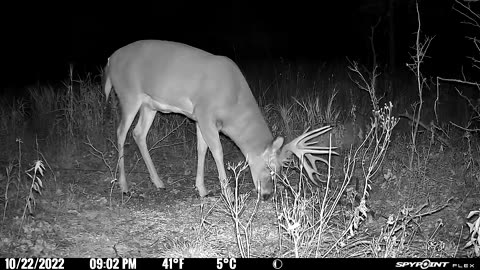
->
[{"left": 0, "top": 140, "right": 282, "bottom": 258}]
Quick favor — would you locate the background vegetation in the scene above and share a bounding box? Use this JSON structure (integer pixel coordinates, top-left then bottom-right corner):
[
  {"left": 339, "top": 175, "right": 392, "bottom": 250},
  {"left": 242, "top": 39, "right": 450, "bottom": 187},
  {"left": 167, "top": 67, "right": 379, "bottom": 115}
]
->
[{"left": 0, "top": 1, "right": 479, "bottom": 258}]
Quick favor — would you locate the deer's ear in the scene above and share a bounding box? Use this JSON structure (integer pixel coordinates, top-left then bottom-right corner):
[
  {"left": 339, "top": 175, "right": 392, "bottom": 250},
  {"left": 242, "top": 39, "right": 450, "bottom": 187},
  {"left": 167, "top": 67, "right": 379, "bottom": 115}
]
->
[{"left": 271, "top": 137, "right": 284, "bottom": 152}]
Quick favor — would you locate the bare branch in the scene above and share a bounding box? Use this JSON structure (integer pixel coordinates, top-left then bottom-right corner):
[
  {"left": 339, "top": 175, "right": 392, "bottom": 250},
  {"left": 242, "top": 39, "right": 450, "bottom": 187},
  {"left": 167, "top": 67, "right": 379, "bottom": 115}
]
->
[
  {"left": 347, "top": 59, "right": 382, "bottom": 110},
  {"left": 450, "top": 121, "right": 480, "bottom": 132},
  {"left": 454, "top": 0, "right": 480, "bottom": 29},
  {"left": 399, "top": 111, "right": 452, "bottom": 147}
]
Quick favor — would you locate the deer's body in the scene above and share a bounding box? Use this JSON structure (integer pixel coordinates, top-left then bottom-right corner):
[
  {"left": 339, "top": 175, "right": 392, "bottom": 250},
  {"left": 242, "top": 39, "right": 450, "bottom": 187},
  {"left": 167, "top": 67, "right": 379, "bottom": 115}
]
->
[{"left": 104, "top": 40, "right": 334, "bottom": 200}]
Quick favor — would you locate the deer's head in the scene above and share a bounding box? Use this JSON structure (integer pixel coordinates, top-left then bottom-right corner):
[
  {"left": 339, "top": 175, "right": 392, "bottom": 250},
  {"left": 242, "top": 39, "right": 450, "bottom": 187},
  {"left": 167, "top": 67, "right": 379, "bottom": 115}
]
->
[{"left": 249, "top": 126, "right": 337, "bottom": 200}]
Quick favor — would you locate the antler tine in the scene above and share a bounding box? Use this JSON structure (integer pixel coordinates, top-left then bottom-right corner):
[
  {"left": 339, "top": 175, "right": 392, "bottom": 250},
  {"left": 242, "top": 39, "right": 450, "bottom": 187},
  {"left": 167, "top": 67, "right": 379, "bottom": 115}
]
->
[
  {"left": 302, "top": 153, "right": 334, "bottom": 185},
  {"left": 281, "top": 125, "right": 338, "bottom": 184},
  {"left": 282, "top": 125, "right": 337, "bottom": 157},
  {"left": 291, "top": 126, "right": 333, "bottom": 146}
]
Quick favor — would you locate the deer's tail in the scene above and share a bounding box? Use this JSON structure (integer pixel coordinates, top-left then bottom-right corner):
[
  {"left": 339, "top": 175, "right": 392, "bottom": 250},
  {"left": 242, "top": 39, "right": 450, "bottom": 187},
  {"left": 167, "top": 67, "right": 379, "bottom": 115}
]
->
[{"left": 103, "top": 58, "right": 112, "bottom": 101}]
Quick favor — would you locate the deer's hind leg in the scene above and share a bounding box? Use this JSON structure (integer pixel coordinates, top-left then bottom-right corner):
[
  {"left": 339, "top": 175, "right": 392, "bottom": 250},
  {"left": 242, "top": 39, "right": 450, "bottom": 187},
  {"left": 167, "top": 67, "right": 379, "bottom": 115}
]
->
[{"left": 132, "top": 105, "right": 165, "bottom": 189}]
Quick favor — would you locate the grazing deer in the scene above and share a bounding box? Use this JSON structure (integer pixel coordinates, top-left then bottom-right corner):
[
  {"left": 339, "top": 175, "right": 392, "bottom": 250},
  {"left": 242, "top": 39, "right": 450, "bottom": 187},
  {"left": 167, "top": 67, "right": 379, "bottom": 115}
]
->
[{"left": 104, "top": 40, "right": 335, "bottom": 200}]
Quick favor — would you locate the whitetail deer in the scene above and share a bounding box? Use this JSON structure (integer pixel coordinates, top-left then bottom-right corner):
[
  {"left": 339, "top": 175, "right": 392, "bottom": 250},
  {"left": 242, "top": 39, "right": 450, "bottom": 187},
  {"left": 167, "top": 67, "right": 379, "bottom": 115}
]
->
[{"left": 104, "top": 40, "right": 335, "bottom": 200}]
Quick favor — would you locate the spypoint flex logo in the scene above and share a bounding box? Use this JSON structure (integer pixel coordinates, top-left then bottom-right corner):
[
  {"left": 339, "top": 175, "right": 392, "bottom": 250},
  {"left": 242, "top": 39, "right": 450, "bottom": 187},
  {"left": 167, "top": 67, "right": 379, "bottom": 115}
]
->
[{"left": 396, "top": 259, "right": 449, "bottom": 269}]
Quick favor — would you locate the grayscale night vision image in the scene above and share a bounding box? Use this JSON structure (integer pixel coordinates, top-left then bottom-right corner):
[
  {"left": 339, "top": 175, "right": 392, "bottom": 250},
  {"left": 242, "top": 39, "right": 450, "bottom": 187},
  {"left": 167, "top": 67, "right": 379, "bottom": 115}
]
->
[{"left": 0, "top": 0, "right": 478, "bottom": 265}]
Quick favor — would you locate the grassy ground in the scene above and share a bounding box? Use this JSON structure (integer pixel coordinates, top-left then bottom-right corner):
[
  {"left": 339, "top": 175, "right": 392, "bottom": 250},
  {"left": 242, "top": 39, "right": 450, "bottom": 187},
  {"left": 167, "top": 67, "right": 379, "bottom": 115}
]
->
[{"left": 0, "top": 57, "right": 479, "bottom": 258}]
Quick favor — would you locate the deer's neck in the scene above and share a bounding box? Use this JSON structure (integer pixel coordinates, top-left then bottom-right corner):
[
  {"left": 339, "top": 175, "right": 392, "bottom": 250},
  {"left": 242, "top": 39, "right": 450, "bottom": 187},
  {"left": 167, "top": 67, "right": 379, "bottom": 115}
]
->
[{"left": 222, "top": 103, "right": 273, "bottom": 161}]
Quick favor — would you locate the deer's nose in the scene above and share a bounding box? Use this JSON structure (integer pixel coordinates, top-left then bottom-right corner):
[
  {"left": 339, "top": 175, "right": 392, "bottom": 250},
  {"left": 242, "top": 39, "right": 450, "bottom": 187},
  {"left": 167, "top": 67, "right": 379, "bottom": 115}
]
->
[{"left": 262, "top": 192, "right": 272, "bottom": 201}]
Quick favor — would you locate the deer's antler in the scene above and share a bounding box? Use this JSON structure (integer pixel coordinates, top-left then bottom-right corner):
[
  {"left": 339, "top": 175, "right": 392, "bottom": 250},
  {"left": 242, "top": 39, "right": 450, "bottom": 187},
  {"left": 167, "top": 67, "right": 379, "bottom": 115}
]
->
[{"left": 280, "top": 126, "right": 338, "bottom": 185}]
